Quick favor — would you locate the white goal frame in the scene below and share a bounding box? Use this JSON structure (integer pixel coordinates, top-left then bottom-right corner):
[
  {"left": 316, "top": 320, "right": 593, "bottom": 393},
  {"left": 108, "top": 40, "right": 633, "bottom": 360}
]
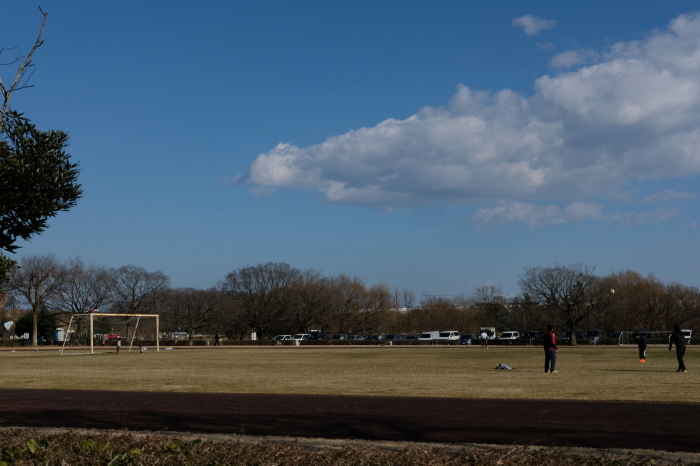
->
[
  {"left": 616, "top": 331, "right": 672, "bottom": 346},
  {"left": 60, "top": 313, "right": 160, "bottom": 355}
]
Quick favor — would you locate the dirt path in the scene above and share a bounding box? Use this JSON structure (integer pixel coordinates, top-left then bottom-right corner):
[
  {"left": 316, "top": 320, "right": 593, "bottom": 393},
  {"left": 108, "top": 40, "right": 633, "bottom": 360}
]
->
[{"left": 1, "top": 389, "right": 698, "bottom": 452}]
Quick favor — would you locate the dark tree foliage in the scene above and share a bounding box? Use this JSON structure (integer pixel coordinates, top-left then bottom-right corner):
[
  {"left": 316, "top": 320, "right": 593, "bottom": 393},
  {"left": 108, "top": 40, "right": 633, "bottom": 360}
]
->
[
  {"left": 15, "top": 306, "right": 56, "bottom": 341},
  {"left": 0, "top": 111, "right": 82, "bottom": 254}
]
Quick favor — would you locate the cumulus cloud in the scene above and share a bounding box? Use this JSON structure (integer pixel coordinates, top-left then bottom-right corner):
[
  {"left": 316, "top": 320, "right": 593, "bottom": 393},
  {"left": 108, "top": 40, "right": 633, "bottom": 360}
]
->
[
  {"left": 512, "top": 15, "right": 557, "bottom": 36},
  {"left": 549, "top": 49, "right": 599, "bottom": 68},
  {"left": 240, "top": 12, "right": 700, "bottom": 225}
]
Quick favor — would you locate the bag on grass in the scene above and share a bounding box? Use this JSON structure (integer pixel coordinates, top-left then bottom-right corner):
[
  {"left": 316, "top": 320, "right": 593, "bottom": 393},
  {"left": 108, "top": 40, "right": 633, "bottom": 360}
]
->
[{"left": 496, "top": 363, "right": 513, "bottom": 370}]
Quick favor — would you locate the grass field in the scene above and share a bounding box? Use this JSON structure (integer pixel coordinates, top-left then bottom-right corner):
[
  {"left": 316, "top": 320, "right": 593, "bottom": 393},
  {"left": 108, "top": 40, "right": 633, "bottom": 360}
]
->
[{"left": 1, "top": 345, "right": 697, "bottom": 402}]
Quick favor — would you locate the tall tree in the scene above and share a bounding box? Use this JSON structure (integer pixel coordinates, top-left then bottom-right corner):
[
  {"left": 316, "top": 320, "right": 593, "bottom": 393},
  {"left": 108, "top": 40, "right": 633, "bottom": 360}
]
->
[
  {"left": 109, "top": 265, "right": 169, "bottom": 314},
  {"left": 518, "top": 264, "right": 603, "bottom": 345},
  {"left": 7, "top": 254, "right": 63, "bottom": 345},
  {"left": 1, "top": 8, "right": 82, "bottom": 294},
  {"left": 51, "top": 258, "right": 115, "bottom": 314},
  {"left": 289, "top": 269, "right": 333, "bottom": 334},
  {"left": 161, "top": 288, "right": 219, "bottom": 346},
  {"left": 218, "top": 262, "right": 300, "bottom": 339}
]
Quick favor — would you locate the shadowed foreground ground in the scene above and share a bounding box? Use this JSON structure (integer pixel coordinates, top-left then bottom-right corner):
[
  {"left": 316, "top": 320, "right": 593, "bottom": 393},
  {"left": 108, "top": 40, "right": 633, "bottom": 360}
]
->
[{"left": 1, "top": 389, "right": 699, "bottom": 453}]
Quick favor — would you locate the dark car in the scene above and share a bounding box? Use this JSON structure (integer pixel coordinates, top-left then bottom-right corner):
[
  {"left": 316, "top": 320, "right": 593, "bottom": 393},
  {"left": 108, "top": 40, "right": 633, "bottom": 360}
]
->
[
  {"left": 331, "top": 334, "right": 348, "bottom": 340},
  {"left": 364, "top": 335, "right": 379, "bottom": 340},
  {"left": 404, "top": 335, "right": 419, "bottom": 340},
  {"left": 583, "top": 329, "right": 605, "bottom": 344},
  {"left": 384, "top": 334, "right": 402, "bottom": 341},
  {"left": 459, "top": 334, "right": 476, "bottom": 345},
  {"left": 519, "top": 331, "right": 541, "bottom": 342},
  {"left": 347, "top": 335, "right": 364, "bottom": 340},
  {"left": 561, "top": 330, "right": 584, "bottom": 341}
]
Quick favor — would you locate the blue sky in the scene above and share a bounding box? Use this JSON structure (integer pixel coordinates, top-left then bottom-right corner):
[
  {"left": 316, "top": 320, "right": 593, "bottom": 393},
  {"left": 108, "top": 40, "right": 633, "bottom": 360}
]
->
[{"left": 3, "top": 1, "right": 700, "bottom": 298}]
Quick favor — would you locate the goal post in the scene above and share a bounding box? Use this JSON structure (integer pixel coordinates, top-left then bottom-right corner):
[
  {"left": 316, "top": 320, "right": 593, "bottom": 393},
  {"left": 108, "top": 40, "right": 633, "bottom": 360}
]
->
[
  {"left": 617, "top": 331, "right": 673, "bottom": 346},
  {"left": 60, "top": 313, "right": 160, "bottom": 355}
]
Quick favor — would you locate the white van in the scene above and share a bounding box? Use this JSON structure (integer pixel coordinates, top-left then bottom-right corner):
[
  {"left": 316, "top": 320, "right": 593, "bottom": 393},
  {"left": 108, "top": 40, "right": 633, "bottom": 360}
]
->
[
  {"left": 418, "top": 331, "right": 440, "bottom": 340},
  {"left": 498, "top": 331, "right": 520, "bottom": 340},
  {"left": 437, "top": 330, "right": 460, "bottom": 340}
]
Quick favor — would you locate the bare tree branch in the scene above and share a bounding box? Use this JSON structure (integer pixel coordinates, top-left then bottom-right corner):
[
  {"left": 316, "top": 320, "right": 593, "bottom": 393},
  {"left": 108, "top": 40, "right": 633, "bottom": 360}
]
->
[{"left": 1, "top": 6, "right": 48, "bottom": 118}]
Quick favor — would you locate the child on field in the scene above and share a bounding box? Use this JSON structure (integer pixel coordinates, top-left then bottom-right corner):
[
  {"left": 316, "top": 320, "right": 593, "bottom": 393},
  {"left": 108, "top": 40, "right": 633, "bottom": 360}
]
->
[
  {"left": 116, "top": 338, "right": 122, "bottom": 353},
  {"left": 633, "top": 331, "right": 646, "bottom": 362}
]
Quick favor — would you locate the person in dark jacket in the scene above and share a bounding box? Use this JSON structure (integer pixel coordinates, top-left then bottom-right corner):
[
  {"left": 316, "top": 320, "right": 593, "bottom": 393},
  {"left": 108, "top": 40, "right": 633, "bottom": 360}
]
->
[
  {"left": 543, "top": 325, "right": 558, "bottom": 373},
  {"left": 669, "top": 323, "right": 687, "bottom": 372},
  {"left": 633, "top": 331, "right": 647, "bottom": 362}
]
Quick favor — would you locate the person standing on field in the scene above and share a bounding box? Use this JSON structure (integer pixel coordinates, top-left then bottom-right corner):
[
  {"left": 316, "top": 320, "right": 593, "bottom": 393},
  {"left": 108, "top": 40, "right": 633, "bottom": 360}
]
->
[
  {"left": 669, "top": 323, "right": 687, "bottom": 372},
  {"left": 480, "top": 330, "right": 489, "bottom": 349},
  {"left": 116, "top": 338, "right": 121, "bottom": 354},
  {"left": 633, "top": 331, "right": 647, "bottom": 362},
  {"left": 543, "top": 325, "right": 558, "bottom": 373},
  {"left": 214, "top": 332, "right": 221, "bottom": 346}
]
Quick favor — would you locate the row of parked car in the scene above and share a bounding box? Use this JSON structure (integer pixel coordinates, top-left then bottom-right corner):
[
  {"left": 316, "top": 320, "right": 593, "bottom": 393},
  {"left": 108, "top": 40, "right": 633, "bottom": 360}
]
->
[{"left": 272, "top": 328, "right": 693, "bottom": 345}]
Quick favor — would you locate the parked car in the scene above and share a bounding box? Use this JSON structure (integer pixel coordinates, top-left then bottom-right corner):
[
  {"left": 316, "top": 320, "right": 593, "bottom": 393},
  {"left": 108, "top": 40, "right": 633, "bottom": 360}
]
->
[
  {"left": 418, "top": 331, "right": 439, "bottom": 340},
  {"left": 459, "top": 334, "right": 476, "bottom": 345},
  {"left": 561, "top": 330, "right": 584, "bottom": 341},
  {"left": 272, "top": 335, "right": 291, "bottom": 341},
  {"left": 309, "top": 330, "right": 325, "bottom": 340},
  {"left": 497, "top": 331, "right": 520, "bottom": 340},
  {"left": 519, "top": 331, "right": 541, "bottom": 342},
  {"left": 347, "top": 335, "right": 364, "bottom": 340},
  {"left": 609, "top": 332, "right": 622, "bottom": 342},
  {"left": 290, "top": 334, "right": 311, "bottom": 341},
  {"left": 437, "top": 331, "right": 460, "bottom": 340},
  {"left": 404, "top": 335, "right": 419, "bottom": 340},
  {"left": 584, "top": 329, "right": 606, "bottom": 344},
  {"left": 384, "top": 334, "right": 402, "bottom": 341},
  {"left": 364, "top": 334, "right": 379, "bottom": 340},
  {"left": 682, "top": 329, "right": 693, "bottom": 342},
  {"left": 331, "top": 334, "right": 348, "bottom": 340}
]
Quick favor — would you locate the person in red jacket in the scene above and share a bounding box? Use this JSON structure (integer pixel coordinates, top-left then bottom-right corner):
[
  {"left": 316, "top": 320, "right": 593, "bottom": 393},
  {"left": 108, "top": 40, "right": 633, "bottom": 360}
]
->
[{"left": 543, "top": 325, "right": 558, "bottom": 373}]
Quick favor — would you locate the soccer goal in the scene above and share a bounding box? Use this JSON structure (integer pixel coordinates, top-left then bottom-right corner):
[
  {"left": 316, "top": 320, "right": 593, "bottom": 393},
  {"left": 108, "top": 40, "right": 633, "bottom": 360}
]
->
[
  {"left": 60, "top": 313, "right": 160, "bottom": 355},
  {"left": 616, "top": 331, "right": 673, "bottom": 346}
]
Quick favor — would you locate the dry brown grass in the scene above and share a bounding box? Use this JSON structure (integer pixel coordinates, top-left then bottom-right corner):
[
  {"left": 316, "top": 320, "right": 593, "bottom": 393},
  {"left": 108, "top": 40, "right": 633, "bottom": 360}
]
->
[
  {"left": 0, "top": 346, "right": 697, "bottom": 402},
  {"left": 1, "top": 428, "right": 698, "bottom": 466}
]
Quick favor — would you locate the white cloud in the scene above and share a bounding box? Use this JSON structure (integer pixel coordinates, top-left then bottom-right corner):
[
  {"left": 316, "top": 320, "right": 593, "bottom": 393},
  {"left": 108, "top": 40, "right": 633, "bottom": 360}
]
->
[
  {"left": 470, "top": 201, "right": 602, "bottom": 227},
  {"left": 549, "top": 49, "right": 599, "bottom": 68},
  {"left": 470, "top": 202, "right": 679, "bottom": 227},
  {"left": 609, "top": 208, "right": 682, "bottom": 226},
  {"left": 642, "top": 190, "right": 696, "bottom": 203},
  {"left": 512, "top": 15, "right": 557, "bottom": 37},
  {"left": 241, "top": 12, "right": 700, "bottom": 225}
]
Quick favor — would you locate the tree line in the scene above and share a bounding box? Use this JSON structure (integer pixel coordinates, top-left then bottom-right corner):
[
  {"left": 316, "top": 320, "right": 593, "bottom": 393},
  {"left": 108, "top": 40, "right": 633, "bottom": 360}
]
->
[{"left": 2, "top": 256, "right": 699, "bottom": 346}]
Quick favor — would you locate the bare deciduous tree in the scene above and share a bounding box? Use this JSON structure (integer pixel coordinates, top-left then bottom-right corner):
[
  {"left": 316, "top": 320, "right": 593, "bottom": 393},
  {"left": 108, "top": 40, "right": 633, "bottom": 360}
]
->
[
  {"left": 109, "top": 265, "right": 169, "bottom": 314},
  {"left": 0, "top": 7, "right": 48, "bottom": 118},
  {"left": 289, "top": 269, "right": 333, "bottom": 334},
  {"left": 218, "top": 262, "right": 300, "bottom": 339},
  {"left": 7, "top": 254, "right": 63, "bottom": 345},
  {"left": 161, "top": 288, "right": 219, "bottom": 345},
  {"left": 518, "top": 264, "right": 602, "bottom": 345},
  {"left": 50, "top": 257, "right": 115, "bottom": 314}
]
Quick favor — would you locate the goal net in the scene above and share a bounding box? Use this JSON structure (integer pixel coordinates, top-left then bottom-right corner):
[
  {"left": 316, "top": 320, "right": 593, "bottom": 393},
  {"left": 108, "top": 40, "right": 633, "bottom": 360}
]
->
[
  {"left": 60, "top": 313, "right": 160, "bottom": 355},
  {"left": 615, "top": 331, "right": 673, "bottom": 346}
]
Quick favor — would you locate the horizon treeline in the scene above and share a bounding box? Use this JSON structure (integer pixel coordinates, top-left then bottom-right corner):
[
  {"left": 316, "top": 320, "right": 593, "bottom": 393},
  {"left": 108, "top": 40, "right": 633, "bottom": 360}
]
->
[{"left": 2, "top": 255, "right": 699, "bottom": 345}]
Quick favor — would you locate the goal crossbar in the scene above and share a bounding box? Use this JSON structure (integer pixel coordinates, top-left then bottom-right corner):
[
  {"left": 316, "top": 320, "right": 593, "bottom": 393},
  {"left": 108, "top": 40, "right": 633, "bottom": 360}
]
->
[{"left": 60, "top": 313, "right": 160, "bottom": 354}]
